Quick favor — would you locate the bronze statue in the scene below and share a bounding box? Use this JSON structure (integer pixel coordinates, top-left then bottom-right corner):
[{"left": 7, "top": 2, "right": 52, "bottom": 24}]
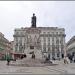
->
[{"left": 31, "top": 13, "right": 36, "bottom": 28}]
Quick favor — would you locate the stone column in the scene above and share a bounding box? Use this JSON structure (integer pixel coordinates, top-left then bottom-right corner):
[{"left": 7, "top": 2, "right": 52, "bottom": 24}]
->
[
  {"left": 50, "top": 45, "right": 52, "bottom": 60},
  {"left": 64, "top": 43, "right": 67, "bottom": 57},
  {"left": 59, "top": 46, "right": 62, "bottom": 59},
  {"left": 13, "top": 39, "right": 15, "bottom": 53},
  {"left": 63, "top": 36, "right": 66, "bottom": 57},
  {"left": 18, "top": 38, "right": 20, "bottom": 52},
  {"left": 55, "top": 47, "right": 57, "bottom": 59}
]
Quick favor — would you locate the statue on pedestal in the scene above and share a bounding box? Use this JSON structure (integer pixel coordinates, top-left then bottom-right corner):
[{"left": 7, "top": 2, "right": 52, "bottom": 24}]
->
[{"left": 31, "top": 13, "right": 36, "bottom": 28}]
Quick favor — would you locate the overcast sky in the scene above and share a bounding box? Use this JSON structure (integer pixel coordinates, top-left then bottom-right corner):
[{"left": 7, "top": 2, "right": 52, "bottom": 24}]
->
[{"left": 0, "top": 1, "right": 75, "bottom": 42}]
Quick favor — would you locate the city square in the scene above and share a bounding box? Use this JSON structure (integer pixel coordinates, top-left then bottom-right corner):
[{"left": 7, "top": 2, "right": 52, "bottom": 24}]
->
[
  {"left": 0, "top": 59, "right": 75, "bottom": 74},
  {"left": 0, "top": 1, "right": 75, "bottom": 74}
]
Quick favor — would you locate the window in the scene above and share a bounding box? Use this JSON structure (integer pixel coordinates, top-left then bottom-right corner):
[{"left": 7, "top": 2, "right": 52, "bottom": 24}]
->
[
  {"left": 16, "top": 31, "right": 19, "bottom": 35},
  {"left": 43, "top": 37, "right": 46, "bottom": 44},
  {"left": 43, "top": 32, "right": 46, "bottom": 34},
  {"left": 56, "top": 32, "right": 58, "bottom": 35},
  {"left": 30, "top": 46, "right": 34, "bottom": 49},
  {"left": 15, "top": 37, "right": 18, "bottom": 43},
  {"left": 21, "top": 31, "right": 23, "bottom": 35},
  {"left": 52, "top": 32, "right": 54, "bottom": 34},
  {"left": 52, "top": 37, "right": 54, "bottom": 45},
  {"left": 57, "top": 53, "right": 60, "bottom": 57},
  {"left": 56, "top": 39, "right": 59, "bottom": 44},
  {"left": 24, "top": 43, "right": 25, "bottom": 49},
  {"left": 48, "top": 47, "right": 50, "bottom": 52},
  {"left": 48, "top": 32, "right": 50, "bottom": 34},
  {"left": 15, "top": 46, "right": 17, "bottom": 51},
  {"left": 48, "top": 37, "right": 50, "bottom": 41},
  {"left": 48, "top": 37, "right": 50, "bottom": 46},
  {"left": 43, "top": 46, "right": 46, "bottom": 52},
  {"left": 16, "top": 43, "right": 18, "bottom": 46},
  {"left": 60, "top": 32, "right": 62, "bottom": 34},
  {"left": 61, "top": 38, "right": 63, "bottom": 45},
  {"left": 57, "top": 49, "right": 60, "bottom": 57}
]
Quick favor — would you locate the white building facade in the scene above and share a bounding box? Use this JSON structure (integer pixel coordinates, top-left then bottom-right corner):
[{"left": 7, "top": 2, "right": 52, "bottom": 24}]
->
[
  {"left": 13, "top": 27, "right": 66, "bottom": 60},
  {"left": 66, "top": 36, "right": 75, "bottom": 55}
]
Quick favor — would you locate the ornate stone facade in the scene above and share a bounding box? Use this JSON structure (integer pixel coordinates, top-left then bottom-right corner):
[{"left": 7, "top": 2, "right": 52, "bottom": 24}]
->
[
  {"left": 13, "top": 27, "right": 66, "bottom": 60},
  {"left": 66, "top": 36, "right": 75, "bottom": 55},
  {"left": 0, "top": 32, "right": 12, "bottom": 59}
]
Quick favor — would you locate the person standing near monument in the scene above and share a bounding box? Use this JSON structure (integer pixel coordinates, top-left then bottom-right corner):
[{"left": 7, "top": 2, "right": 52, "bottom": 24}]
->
[{"left": 32, "top": 51, "right": 35, "bottom": 59}]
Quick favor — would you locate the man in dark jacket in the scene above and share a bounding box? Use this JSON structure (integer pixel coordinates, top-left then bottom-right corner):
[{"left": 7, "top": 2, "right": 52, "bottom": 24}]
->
[{"left": 6, "top": 53, "right": 11, "bottom": 65}]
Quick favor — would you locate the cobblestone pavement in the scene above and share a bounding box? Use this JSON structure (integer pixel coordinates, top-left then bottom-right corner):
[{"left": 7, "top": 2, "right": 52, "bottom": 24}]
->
[{"left": 0, "top": 59, "right": 75, "bottom": 74}]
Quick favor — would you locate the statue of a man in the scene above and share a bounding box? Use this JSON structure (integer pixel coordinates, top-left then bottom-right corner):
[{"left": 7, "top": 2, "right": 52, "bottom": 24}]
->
[{"left": 31, "top": 13, "right": 36, "bottom": 28}]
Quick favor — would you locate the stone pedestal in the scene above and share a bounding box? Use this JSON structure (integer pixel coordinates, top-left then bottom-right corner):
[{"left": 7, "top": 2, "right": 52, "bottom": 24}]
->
[{"left": 24, "top": 48, "right": 42, "bottom": 59}]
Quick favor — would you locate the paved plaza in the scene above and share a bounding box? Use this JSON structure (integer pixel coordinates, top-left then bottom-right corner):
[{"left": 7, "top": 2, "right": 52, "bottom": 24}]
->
[
  {"left": 0, "top": 60, "right": 75, "bottom": 74},
  {"left": 0, "top": 58, "right": 75, "bottom": 74}
]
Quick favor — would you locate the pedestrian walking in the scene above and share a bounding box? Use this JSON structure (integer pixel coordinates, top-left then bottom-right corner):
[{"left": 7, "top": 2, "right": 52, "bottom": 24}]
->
[
  {"left": 7, "top": 58, "right": 10, "bottom": 65},
  {"left": 6, "top": 53, "right": 11, "bottom": 65}
]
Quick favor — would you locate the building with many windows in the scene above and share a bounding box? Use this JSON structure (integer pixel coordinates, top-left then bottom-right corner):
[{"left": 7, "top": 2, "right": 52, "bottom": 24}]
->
[
  {"left": 13, "top": 14, "right": 66, "bottom": 60},
  {"left": 66, "top": 36, "right": 75, "bottom": 55},
  {"left": 0, "top": 32, "right": 12, "bottom": 59}
]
